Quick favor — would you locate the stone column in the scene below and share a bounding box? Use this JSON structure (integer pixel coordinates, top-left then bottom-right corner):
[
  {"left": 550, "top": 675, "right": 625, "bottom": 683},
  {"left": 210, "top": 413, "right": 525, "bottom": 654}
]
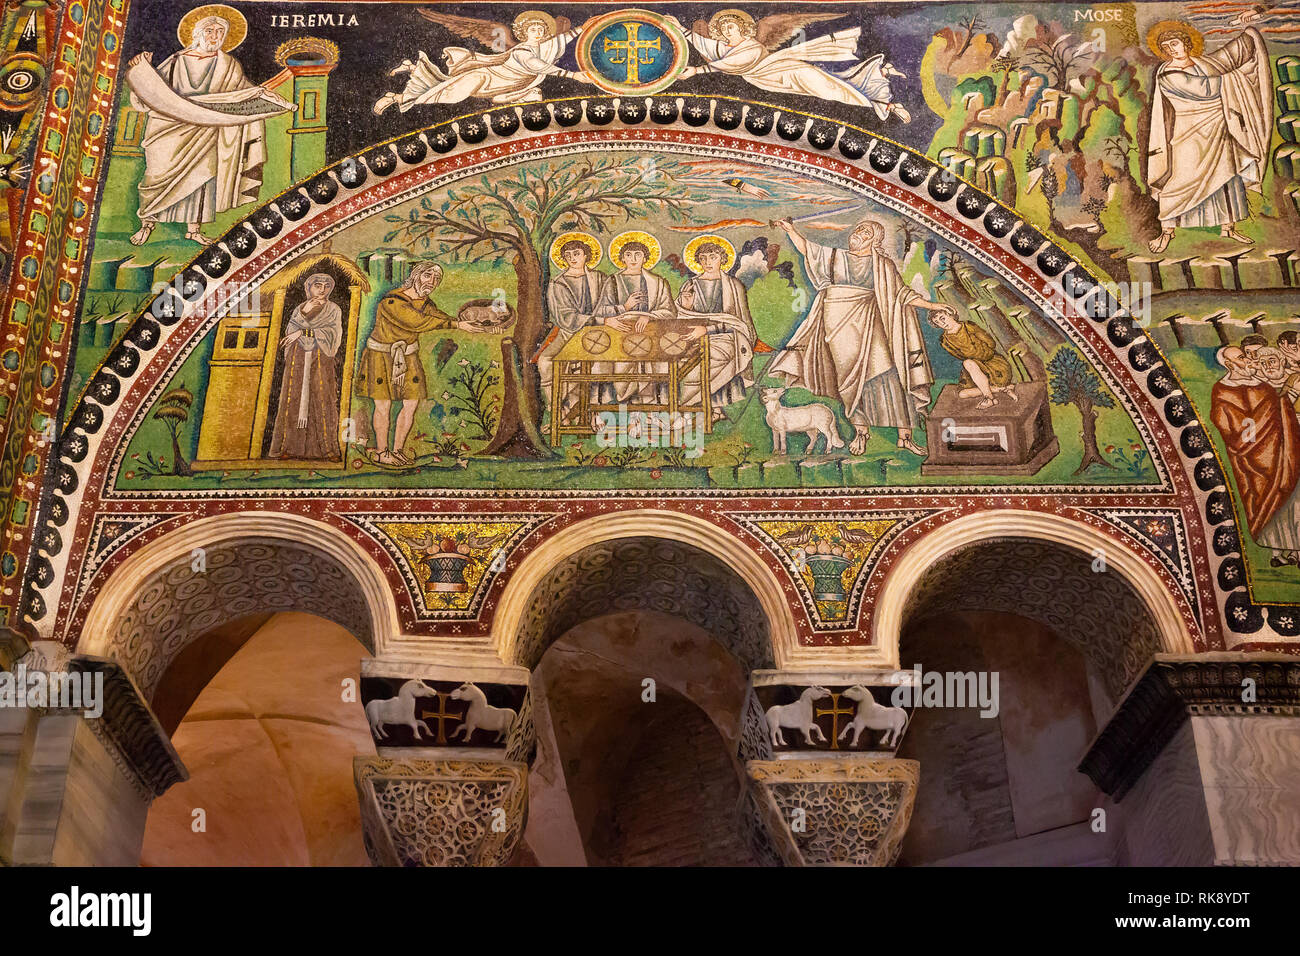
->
[
  {"left": 1080, "top": 654, "right": 1300, "bottom": 866},
  {"left": 737, "top": 669, "right": 920, "bottom": 866},
  {"left": 0, "top": 641, "right": 185, "bottom": 865},
  {"left": 353, "top": 660, "right": 533, "bottom": 866}
]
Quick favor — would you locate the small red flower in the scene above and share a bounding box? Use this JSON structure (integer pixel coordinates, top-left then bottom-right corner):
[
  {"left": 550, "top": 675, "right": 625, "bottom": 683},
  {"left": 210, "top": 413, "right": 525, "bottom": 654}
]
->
[
  {"left": 593, "top": 455, "right": 608, "bottom": 466},
  {"left": 650, "top": 468, "right": 662, "bottom": 479}
]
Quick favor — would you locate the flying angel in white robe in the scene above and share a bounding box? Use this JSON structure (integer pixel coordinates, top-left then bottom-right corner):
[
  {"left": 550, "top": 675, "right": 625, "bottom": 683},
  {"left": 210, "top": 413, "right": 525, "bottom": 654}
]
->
[
  {"left": 374, "top": 9, "right": 590, "bottom": 114},
  {"left": 671, "top": 10, "right": 912, "bottom": 121}
]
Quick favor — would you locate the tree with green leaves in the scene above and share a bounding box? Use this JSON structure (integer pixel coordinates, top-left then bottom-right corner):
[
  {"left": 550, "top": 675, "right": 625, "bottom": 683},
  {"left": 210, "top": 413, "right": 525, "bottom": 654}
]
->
[
  {"left": 152, "top": 385, "right": 194, "bottom": 477},
  {"left": 1047, "top": 347, "right": 1114, "bottom": 474},
  {"left": 384, "top": 156, "right": 708, "bottom": 459}
]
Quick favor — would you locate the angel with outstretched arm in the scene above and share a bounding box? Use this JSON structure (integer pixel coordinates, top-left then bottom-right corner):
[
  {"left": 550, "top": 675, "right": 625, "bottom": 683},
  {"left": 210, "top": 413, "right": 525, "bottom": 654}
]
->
[
  {"left": 375, "top": 8, "right": 593, "bottom": 114},
  {"left": 667, "top": 10, "right": 911, "bottom": 121}
]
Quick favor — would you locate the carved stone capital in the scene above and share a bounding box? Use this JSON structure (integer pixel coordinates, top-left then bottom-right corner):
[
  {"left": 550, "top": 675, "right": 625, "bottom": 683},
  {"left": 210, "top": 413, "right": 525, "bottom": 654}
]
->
[
  {"left": 742, "top": 758, "right": 920, "bottom": 866},
  {"left": 68, "top": 655, "right": 188, "bottom": 798},
  {"left": 741, "top": 670, "right": 917, "bottom": 760},
  {"left": 1080, "top": 654, "right": 1300, "bottom": 799},
  {"left": 359, "top": 660, "right": 535, "bottom": 764},
  {"left": 353, "top": 757, "right": 528, "bottom": 866},
  {"left": 3, "top": 647, "right": 185, "bottom": 799}
]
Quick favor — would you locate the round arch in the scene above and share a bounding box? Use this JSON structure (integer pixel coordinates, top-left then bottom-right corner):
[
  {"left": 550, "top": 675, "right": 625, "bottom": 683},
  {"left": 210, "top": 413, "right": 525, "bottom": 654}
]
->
[
  {"left": 492, "top": 510, "right": 799, "bottom": 669},
  {"left": 78, "top": 511, "right": 400, "bottom": 699},
  {"left": 875, "top": 509, "right": 1195, "bottom": 674}
]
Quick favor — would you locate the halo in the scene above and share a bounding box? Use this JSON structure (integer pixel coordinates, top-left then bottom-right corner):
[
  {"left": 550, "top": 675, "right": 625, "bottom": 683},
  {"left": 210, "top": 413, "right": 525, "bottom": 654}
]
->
[
  {"left": 178, "top": 4, "right": 248, "bottom": 53},
  {"left": 609, "top": 231, "right": 661, "bottom": 270},
  {"left": 684, "top": 235, "right": 736, "bottom": 274},
  {"left": 513, "top": 10, "right": 557, "bottom": 38},
  {"left": 709, "top": 8, "right": 756, "bottom": 38},
  {"left": 1146, "top": 20, "right": 1204, "bottom": 58},
  {"left": 549, "top": 232, "right": 603, "bottom": 270}
]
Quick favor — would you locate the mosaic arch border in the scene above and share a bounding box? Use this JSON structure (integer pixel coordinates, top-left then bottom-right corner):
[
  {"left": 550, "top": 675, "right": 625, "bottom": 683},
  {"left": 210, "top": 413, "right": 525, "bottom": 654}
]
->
[{"left": 21, "top": 93, "right": 1272, "bottom": 649}]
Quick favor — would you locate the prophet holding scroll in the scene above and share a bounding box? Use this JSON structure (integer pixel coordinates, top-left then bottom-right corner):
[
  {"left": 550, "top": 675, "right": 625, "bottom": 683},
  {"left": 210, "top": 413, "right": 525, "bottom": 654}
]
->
[{"left": 125, "top": 8, "right": 295, "bottom": 245}]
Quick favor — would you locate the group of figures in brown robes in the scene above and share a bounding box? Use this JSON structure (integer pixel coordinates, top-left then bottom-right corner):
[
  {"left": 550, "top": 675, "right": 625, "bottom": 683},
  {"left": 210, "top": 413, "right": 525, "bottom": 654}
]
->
[{"left": 1212, "top": 333, "right": 1300, "bottom": 567}]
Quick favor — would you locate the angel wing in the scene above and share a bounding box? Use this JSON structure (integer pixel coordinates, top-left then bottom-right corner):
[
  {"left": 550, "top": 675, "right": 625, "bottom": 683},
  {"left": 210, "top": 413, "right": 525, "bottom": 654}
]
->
[
  {"left": 755, "top": 13, "right": 845, "bottom": 51},
  {"left": 417, "top": 8, "right": 512, "bottom": 50}
]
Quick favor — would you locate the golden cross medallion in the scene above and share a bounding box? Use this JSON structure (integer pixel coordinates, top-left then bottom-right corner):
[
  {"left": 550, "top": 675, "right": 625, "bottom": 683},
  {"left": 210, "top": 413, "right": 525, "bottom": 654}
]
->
[{"left": 604, "top": 23, "right": 660, "bottom": 85}]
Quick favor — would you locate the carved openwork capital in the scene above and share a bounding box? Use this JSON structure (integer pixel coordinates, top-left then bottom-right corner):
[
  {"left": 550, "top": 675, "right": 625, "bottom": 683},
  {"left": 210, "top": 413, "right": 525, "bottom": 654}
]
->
[
  {"left": 742, "top": 758, "right": 920, "bottom": 866},
  {"left": 353, "top": 757, "right": 528, "bottom": 867},
  {"left": 1080, "top": 654, "right": 1300, "bottom": 799}
]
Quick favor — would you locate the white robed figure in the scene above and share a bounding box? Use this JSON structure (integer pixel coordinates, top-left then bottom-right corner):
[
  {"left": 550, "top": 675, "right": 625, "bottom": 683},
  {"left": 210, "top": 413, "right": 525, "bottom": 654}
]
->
[
  {"left": 595, "top": 233, "right": 676, "bottom": 405},
  {"left": 768, "top": 219, "right": 955, "bottom": 456},
  {"left": 670, "top": 10, "right": 911, "bottom": 121},
  {"left": 538, "top": 233, "right": 609, "bottom": 416},
  {"left": 1146, "top": 22, "right": 1273, "bottom": 253},
  {"left": 374, "top": 10, "right": 589, "bottom": 114},
  {"left": 125, "top": 8, "right": 295, "bottom": 245},
  {"left": 673, "top": 238, "right": 758, "bottom": 418}
]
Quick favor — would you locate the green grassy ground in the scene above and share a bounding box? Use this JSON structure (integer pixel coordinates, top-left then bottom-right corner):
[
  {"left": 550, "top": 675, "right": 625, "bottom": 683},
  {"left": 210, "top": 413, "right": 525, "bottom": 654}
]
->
[{"left": 120, "top": 345, "right": 1155, "bottom": 493}]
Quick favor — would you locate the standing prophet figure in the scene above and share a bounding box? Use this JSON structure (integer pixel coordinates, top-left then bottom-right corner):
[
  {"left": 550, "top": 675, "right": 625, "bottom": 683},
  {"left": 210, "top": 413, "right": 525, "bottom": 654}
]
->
[
  {"left": 269, "top": 273, "right": 344, "bottom": 461},
  {"left": 124, "top": 7, "right": 295, "bottom": 245},
  {"left": 1145, "top": 21, "right": 1273, "bottom": 254},
  {"left": 769, "top": 219, "right": 955, "bottom": 457},
  {"left": 1210, "top": 345, "right": 1300, "bottom": 567}
]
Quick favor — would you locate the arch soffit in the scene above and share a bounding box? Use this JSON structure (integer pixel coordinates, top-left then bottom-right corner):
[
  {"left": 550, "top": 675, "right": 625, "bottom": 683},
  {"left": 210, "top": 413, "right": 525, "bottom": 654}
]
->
[
  {"left": 492, "top": 510, "right": 800, "bottom": 670},
  {"left": 77, "top": 511, "right": 400, "bottom": 668},
  {"left": 875, "top": 509, "right": 1196, "bottom": 671}
]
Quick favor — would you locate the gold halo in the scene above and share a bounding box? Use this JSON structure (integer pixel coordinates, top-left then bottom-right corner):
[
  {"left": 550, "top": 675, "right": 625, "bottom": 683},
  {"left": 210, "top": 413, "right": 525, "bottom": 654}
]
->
[
  {"left": 178, "top": 4, "right": 248, "bottom": 53},
  {"left": 684, "top": 235, "right": 736, "bottom": 274},
  {"left": 549, "top": 232, "right": 602, "bottom": 271},
  {"left": 513, "top": 10, "right": 557, "bottom": 39},
  {"left": 1146, "top": 20, "right": 1204, "bottom": 58},
  {"left": 708, "top": 8, "right": 756, "bottom": 38},
  {"left": 609, "top": 231, "right": 661, "bottom": 270}
]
